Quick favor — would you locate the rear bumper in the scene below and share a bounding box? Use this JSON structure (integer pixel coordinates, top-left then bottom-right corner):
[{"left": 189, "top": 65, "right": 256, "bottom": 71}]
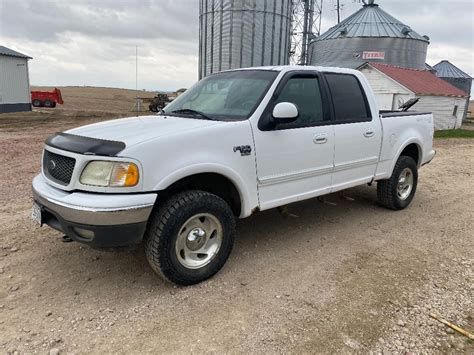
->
[
  {"left": 422, "top": 149, "right": 436, "bottom": 166},
  {"left": 32, "top": 174, "right": 157, "bottom": 248}
]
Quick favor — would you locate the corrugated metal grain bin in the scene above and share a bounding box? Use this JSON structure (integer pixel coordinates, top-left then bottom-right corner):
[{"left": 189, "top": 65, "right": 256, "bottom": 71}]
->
[
  {"left": 434, "top": 60, "right": 472, "bottom": 96},
  {"left": 434, "top": 60, "right": 472, "bottom": 121},
  {"left": 199, "top": 0, "right": 292, "bottom": 79},
  {"left": 309, "top": 0, "right": 429, "bottom": 70}
]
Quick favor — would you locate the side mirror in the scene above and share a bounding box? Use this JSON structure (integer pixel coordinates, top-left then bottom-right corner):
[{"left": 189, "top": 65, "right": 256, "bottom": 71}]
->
[{"left": 272, "top": 102, "right": 298, "bottom": 124}]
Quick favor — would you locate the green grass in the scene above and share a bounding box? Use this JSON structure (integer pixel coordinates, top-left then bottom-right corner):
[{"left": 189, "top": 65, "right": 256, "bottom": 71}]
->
[{"left": 434, "top": 129, "right": 474, "bottom": 139}]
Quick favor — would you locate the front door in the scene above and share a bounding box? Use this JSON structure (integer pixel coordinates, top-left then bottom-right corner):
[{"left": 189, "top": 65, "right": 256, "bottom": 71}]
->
[{"left": 252, "top": 72, "right": 335, "bottom": 211}]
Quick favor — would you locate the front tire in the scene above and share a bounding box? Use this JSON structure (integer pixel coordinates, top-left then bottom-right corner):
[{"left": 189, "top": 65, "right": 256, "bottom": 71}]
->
[
  {"left": 145, "top": 190, "right": 236, "bottom": 285},
  {"left": 377, "top": 156, "right": 418, "bottom": 210}
]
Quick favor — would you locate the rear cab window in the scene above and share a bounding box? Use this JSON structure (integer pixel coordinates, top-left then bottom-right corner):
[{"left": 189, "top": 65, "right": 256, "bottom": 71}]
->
[{"left": 325, "top": 73, "right": 372, "bottom": 123}]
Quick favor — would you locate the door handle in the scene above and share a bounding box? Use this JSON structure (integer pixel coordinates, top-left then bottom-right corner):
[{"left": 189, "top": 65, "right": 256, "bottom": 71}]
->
[
  {"left": 313, "top": 134, "right": 328, "bottom": 144},
  {"left": 364, "top": 129, "right": 375, "bottom": 138}
]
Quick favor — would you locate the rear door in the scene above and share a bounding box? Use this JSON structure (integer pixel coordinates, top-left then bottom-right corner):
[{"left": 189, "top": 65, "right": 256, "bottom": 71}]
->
[
  {"left": 252, "top": 71, "right": 335, "bottom": 210},
  {"left": 324, "top": 73, "right": 382, "bottom": 191}
]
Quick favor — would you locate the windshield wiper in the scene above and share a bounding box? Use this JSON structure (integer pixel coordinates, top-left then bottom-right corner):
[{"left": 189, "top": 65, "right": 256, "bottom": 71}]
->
[{"left": 170, "top": 109, "right": 214, "bottom": 121}]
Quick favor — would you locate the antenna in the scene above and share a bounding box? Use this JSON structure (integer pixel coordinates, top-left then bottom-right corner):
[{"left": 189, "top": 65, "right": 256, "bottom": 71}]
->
[
  {"left": 135, "top": 46, "right": 138, "bottom": 93},
  {"left": 290, "top": 0, "right": 324, "bottom": 66}
]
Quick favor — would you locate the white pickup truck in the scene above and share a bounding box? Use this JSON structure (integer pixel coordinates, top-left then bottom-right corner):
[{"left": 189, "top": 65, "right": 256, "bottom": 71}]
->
[{"left": 32, "top": 66, "right": 435, "bottom": 285}]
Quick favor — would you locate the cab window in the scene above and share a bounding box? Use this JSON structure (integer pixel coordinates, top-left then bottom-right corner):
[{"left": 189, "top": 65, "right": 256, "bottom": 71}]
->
[
  {"left": 274, "top": 76, "right": 325, "bottom": 129},
  {"left": 325, "top": 73, "right": 371, "bottom": 122}
]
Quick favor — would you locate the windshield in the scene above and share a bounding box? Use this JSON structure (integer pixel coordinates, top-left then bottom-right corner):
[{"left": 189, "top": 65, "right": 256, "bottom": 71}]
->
[{"left": 163, "top": 70, "right": 278, "bottom": 121}]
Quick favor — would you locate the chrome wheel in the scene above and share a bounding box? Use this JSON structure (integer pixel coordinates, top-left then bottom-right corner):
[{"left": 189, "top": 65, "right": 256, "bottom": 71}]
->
[
  {"left": 397, "top": 168, "right": 413, "bottom": 200},
  {"left": 175, "top": 213, "right": 223, "bottom": 269}
]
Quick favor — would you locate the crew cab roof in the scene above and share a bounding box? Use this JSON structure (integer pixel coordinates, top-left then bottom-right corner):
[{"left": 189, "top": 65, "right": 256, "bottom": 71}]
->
[{"left": 219, "top": 65, "right": 362, "bottom": 76}]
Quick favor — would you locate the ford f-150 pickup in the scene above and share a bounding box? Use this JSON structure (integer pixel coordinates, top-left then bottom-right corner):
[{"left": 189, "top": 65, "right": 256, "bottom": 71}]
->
[{"left": 32, "top": 66, "right": 435, "bottom": 285}]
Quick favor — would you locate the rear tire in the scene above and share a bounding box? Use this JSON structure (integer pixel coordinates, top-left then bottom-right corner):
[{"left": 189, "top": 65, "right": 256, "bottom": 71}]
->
[
  {"left": 377, "top": 156, "right": 418, "bottom": 210},
  {"left": 32, "top": 99, "right": 43, "bottom": 107},
  {"left": 44, "top": 100, "right": 53, "bottom": 108},
  {"left": 145, "top": 190, "right": 236, "bottom": 285}
]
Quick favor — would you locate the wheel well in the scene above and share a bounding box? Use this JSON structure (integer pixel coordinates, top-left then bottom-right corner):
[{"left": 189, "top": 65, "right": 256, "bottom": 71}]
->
[
  {"left": 160, "top": 173, "right": 242, "bottom": 216},
  {"left": 400, "top": 143, "right": 420, "bottom": 166}
]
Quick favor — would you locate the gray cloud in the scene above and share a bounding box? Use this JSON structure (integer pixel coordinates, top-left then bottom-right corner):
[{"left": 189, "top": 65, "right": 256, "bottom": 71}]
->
[
  {"left": 0, "top": 0, "right": 472, "bottom": 90},
  {"left": 0, "top": 0, "right": 199, "bottom": 43}
]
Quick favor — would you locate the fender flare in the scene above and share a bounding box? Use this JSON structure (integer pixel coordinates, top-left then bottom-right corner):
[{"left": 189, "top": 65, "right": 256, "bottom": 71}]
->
[
  {"left": 389, "top": 138, "right": 423, "bottom": 176},
  {"left": 153, "top": 163, "right": 254, "bottom": 218}
]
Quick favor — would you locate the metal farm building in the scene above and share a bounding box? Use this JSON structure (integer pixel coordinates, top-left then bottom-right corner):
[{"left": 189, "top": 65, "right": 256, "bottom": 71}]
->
[
  {"left": 198, "top": 0, "right": 292, "bottom": 79},
  {"left": 0, "top": 46, "right": 32, "bottom": 113},
  {"left": 308, "top": 0, "right": 429, "bottom": 70},
  {"left": 360, "top": 63, "right": 469, "bottom": 130}
]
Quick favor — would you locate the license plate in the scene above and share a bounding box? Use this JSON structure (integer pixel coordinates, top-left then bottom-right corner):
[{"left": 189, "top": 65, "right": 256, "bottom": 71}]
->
[{"left": 31, "top": 202, "right": 42, "bottom": 226}]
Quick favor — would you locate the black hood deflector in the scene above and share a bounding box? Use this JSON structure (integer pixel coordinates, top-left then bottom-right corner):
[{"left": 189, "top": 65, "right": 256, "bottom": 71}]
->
[{"left": 45, "top": 132, "right": 126, "bottom": 156}]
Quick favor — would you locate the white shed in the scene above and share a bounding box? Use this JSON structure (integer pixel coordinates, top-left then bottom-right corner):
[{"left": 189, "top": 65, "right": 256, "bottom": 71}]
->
[
  {"left": 359, "top": 62, "right": 469, "bottom": 130},
  {"left": 0, "top": 45, "right": 32, "bottom": 113}
]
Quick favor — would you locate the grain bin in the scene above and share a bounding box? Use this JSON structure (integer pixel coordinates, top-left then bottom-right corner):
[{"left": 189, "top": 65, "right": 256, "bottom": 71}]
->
[
  {"left": 434, "top": 60, "right": 473, "bottom": 121},
  {"left": 308, "top": 0, "right": 429, "bottom": 70},
  {"left": 199, "top": 0, "right": 292, "bottom": 79},
  {"left": 434, "top": 60, "right": 472, "bottom": 96}
]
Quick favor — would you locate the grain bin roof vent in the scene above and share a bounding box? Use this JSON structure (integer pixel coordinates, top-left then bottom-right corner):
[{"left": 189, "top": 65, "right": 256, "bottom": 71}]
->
[
  {"left": 364, "top": 0, "right": 378, "bottom": 7},
  {"left": 401, "top": 27, "right": 411, "bottom": 36}
]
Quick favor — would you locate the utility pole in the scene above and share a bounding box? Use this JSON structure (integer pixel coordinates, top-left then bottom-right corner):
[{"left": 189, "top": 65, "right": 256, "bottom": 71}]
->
[
  {"left": 135, "top": 46, "right": 138, "bottom": 93},
  {"left": 135, "top": 46, "right": 140, "bottom": 115}
]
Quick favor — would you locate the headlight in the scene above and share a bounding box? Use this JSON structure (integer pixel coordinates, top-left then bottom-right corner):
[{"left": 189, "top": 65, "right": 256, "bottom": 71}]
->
[{"left": 80, "top": 161, "right": 139, "bottom": 187}]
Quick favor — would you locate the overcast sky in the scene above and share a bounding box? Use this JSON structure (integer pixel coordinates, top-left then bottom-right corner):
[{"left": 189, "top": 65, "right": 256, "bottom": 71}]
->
[{"left": 0, "top": 0, "right": 472, "bottom": 91}]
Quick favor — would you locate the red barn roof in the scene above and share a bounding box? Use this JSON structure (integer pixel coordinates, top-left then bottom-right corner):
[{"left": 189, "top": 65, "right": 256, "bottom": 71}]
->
[{"left": 368, "top": 62, "right": 468, "bottom": 97}]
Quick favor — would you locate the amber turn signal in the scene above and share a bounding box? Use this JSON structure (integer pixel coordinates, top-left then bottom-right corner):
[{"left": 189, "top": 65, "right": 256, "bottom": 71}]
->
[{"left": 110, "top": 162, "right": 139, "bottom": 187}]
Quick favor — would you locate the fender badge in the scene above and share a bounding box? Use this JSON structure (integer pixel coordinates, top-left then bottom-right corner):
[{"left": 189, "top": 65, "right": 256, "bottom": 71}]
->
[{"left": 233, "top": 145, "right": 252, "bottom": 156}]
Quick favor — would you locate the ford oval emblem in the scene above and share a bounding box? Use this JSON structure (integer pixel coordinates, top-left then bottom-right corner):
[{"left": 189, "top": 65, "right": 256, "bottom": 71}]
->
[{"left": 48, "top": 160, "right": 57, "bottom": 170}]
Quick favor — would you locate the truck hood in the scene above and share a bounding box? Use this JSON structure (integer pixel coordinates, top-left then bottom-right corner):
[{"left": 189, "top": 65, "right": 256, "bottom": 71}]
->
[{"left": 67, "top": 115, "right": 222, "bottom": 148}]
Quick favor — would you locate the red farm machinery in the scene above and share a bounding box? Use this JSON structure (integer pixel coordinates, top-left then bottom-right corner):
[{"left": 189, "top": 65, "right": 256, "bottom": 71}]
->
[{"left": 31, "top": 88, "right": 64, "bottom": 108}]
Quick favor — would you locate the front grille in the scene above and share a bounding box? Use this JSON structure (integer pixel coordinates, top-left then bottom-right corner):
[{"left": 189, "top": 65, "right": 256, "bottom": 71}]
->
[{"left": 43, "top": 150, "right": 76, "bottom": 185}]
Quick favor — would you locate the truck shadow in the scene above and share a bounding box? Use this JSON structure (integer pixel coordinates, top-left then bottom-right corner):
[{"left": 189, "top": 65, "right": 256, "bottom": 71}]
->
[
  {"left": 34, "top": 183, "right": 425, "bottom": 295},
  {"left": 235, "top": 185, "right": 379, "bottom": 248}
]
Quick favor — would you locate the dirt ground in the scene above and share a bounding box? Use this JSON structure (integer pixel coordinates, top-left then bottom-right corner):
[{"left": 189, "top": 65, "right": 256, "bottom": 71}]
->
[
  {"left": 31, "top": 86, "right": 157, "bottom": 114},
  {"left": 0, "top": 98, "right": 473, "bottom": 353}
]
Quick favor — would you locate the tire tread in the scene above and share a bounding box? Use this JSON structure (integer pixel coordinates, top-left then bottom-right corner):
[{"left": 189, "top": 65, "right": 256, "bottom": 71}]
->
[
  {"left": 377, "top": 156, "right": 417, "bottom": 210},
  {"left": 145, "top": 190, "right": 235, "bottom": 285}
]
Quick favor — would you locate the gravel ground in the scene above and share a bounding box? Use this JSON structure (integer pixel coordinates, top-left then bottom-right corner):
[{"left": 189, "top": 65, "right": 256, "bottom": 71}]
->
[{"left": 0, "top": 110, "right": 473, "bottom": 354}]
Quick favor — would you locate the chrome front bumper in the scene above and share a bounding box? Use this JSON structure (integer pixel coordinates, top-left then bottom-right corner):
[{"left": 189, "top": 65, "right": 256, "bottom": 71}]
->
[{"left": 32, "top": 173, "right": 156, "bottom": 231}]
